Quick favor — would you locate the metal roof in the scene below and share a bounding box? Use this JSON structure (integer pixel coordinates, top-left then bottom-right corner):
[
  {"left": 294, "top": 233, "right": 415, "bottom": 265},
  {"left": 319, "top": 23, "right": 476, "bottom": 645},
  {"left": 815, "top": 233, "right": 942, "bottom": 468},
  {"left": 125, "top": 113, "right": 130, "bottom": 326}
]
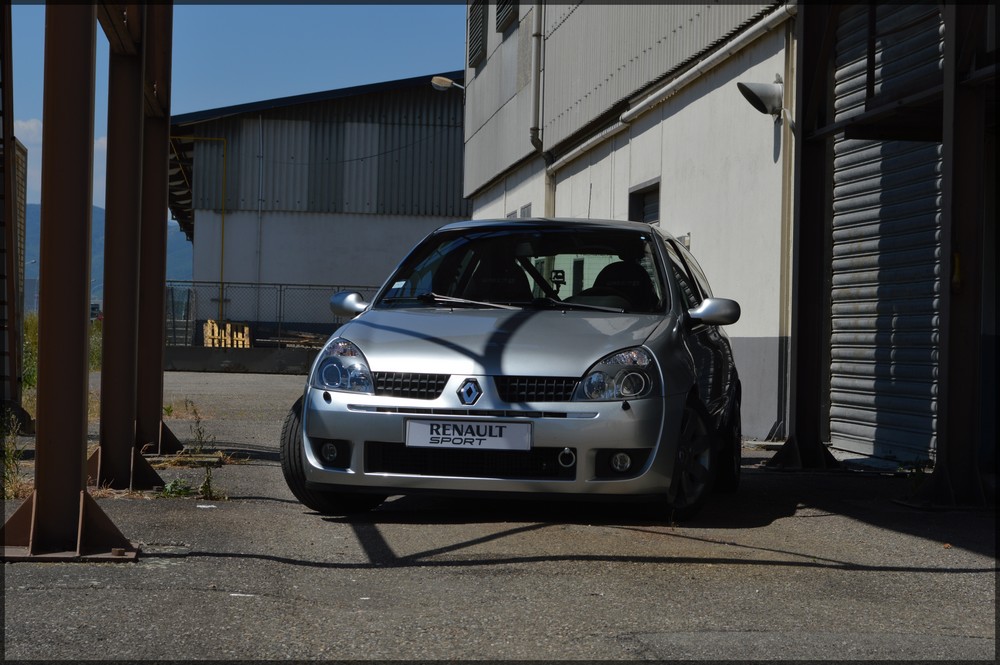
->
[
  {"left": 168, "top": 71, "right": 465, "bottom": 238},
  {"left": 171, "top": 70, "right": 464, "bottom": 127}
]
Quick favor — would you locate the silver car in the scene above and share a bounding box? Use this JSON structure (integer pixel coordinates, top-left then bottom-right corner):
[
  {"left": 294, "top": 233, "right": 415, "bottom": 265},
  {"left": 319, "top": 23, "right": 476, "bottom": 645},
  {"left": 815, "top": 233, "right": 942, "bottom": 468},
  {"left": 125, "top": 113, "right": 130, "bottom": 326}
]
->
[{"left": 281, "top": 218, "right": 742, "bottom": 520}]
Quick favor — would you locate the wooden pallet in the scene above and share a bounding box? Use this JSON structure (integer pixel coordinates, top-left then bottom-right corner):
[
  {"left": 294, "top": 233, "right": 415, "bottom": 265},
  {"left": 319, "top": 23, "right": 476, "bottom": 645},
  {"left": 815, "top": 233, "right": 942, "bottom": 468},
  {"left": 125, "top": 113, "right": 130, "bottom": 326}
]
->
[{"left": 203, "top": 320, "right": 251, "bottom": 348}]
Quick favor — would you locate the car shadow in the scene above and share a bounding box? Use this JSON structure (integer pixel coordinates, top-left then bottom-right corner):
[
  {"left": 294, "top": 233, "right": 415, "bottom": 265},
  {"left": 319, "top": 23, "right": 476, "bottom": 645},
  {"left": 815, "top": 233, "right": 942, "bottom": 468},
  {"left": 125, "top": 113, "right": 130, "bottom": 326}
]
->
[{"left": 312, "top": 462, "right": 994, "bottom": 559}]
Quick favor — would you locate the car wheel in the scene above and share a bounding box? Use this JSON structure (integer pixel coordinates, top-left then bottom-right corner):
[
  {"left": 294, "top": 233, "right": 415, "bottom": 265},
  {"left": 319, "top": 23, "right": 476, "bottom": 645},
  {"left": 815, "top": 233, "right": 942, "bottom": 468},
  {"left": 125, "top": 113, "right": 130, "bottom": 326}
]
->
[
  {"left": 280, "top": 396, "right": 385, "bottom": 515},
  {"left": 667, "top": 401, "right": 718, "bottom": 521},
  {"left": 715, "top": 401, "right": 742, "bottom": 494}
]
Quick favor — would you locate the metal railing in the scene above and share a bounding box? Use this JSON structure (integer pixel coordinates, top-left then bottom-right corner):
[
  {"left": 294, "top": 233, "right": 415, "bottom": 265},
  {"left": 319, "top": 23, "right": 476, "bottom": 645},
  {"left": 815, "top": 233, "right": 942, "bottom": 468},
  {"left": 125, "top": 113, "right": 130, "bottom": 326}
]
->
[{"left": 165, "top": 280, "right": 379, "bottom": 348}]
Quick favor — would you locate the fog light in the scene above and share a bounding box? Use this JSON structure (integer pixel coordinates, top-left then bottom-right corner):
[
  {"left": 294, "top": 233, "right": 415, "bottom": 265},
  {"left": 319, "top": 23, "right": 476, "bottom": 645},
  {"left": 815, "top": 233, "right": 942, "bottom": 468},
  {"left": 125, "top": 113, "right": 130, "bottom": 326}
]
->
[
  {"left": 320, "top": 442, "right": 339, "bottom": 463},
  {"left": 610, "top": 452, "right": 632, "bottom": 473}
]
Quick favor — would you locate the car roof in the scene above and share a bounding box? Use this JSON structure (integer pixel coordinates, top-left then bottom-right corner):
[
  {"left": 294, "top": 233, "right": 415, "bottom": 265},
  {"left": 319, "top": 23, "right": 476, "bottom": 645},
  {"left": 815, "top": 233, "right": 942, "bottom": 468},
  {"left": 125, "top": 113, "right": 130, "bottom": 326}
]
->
[{"left": 434, "top": 217, "right": 676, "bottom": 239}]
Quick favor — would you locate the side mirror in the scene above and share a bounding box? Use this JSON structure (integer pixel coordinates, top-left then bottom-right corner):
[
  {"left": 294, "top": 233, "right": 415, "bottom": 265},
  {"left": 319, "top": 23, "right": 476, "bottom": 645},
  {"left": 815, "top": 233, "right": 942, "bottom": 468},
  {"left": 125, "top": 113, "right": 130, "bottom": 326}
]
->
[
  {"left": 330, "top": 291, "right": 369, "bottom": 317},
  {"left": 688, "top": 298, "right": 740, "bottom": 326}
]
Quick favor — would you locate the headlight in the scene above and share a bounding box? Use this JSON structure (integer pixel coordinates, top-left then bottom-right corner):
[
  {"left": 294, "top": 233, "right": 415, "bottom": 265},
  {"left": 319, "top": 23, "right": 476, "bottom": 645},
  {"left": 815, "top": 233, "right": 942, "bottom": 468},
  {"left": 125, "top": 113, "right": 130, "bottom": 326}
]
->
[
  {"left": 310, "top": 339, "right": 374, "bottom": 394},
  {"left": 574, "top": 347, "right": 657, "bottom": 401}
]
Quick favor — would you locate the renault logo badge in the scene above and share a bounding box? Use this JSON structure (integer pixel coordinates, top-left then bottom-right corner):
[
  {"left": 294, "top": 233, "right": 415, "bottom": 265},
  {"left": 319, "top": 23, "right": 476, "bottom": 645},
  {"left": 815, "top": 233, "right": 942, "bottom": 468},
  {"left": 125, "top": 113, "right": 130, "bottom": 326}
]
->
[{"left": 457, "top": 379, "right": 482, "bottom": 406}]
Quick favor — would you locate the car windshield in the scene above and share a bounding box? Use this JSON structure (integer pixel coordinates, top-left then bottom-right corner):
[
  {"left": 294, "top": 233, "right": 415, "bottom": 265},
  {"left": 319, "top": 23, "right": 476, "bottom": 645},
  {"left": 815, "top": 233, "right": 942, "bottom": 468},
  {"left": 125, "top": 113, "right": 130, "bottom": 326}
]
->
[{"left": 376, "top": 225, "right": 667, "bottom": 313}]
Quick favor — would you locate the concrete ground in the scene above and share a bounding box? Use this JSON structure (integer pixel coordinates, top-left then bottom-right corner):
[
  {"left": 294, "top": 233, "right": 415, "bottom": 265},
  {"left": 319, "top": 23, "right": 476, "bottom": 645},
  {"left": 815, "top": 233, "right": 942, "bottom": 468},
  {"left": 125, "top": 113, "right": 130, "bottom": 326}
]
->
[{"left": 2, "top": 372, "right": 996, "bottom": 661}]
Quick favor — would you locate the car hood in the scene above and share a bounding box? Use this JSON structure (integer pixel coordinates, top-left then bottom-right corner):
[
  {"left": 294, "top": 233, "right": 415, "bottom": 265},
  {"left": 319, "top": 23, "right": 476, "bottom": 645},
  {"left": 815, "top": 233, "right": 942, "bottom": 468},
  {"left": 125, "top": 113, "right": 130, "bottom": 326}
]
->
[{"left": 335, "top": 307, "right": 666, "bottom": 376}]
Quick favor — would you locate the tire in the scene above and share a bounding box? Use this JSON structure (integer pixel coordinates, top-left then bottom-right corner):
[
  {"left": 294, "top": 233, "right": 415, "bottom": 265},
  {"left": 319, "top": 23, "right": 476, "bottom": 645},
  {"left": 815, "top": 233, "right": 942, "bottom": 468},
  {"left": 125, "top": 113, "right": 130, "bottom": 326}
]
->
[
  {"left": 666, "top": 401, "right": 718, "bottom": 521},
  {"left": 715, "top": 388, "right": 742, "bottom": 494},
  {"left": 280, "top": 396, "right": 385, "bottom": 515}
]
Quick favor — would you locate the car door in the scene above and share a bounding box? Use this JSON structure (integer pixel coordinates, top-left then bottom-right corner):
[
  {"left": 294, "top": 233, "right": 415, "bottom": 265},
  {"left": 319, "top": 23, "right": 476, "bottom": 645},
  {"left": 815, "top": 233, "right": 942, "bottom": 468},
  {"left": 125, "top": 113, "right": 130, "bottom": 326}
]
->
[{"left": 663, "top": 239, "right": 735, "bottom": 424}]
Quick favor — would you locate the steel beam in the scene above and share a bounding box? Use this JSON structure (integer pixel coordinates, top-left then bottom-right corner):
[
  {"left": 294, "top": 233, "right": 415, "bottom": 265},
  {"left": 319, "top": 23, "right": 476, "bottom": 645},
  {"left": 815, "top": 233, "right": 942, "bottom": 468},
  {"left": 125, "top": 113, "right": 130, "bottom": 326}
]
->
[
  {"left": 2, "top": 6, "right": 135, "bottom": 560},
  {"left": 97, "top": 4, "right": 162, "bottom": 490},
  {"left": 136, "top": 3, "right": 181, "bottom": 456}
]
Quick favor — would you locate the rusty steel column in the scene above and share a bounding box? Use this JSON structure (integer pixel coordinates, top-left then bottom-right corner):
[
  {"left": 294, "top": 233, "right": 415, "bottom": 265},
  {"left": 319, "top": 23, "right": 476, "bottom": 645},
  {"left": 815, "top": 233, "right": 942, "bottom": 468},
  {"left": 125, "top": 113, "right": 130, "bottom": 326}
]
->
[
  {"left": 2, "top": 5, "right": 135, "bottom": 560},
  {"left": 97, "top": 7, "right": 161, "bottom": 490},
  {"left": 136, "top": 3, "right": 181, "bottom": 456}
]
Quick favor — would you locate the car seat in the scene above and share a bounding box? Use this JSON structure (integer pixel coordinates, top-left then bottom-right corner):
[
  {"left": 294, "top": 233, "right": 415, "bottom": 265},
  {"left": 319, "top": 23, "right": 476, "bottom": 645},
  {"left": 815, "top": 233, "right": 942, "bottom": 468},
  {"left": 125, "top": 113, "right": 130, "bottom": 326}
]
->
[
  {"left": 593, "top": 261, "right": 658, "bottom": 311},
  {"left": 464, "top": 257, "right": 533, "bottom": 303}
]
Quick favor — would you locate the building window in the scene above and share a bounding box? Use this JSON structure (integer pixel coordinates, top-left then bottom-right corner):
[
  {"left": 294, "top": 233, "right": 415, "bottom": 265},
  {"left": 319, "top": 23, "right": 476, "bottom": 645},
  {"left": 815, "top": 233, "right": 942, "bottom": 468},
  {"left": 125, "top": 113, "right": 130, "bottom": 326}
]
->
[
  {"left": 496, "top": 0, "right": 518, "bottom": 33},
  {"left": 468, "top": 0, "right": 487, "bottom": 68},
  {"left": 628, "top": 182, "right": 660, "bottom": 224},
  {"left": 519, "top": 203, "right": 532, "bottom": 218}
]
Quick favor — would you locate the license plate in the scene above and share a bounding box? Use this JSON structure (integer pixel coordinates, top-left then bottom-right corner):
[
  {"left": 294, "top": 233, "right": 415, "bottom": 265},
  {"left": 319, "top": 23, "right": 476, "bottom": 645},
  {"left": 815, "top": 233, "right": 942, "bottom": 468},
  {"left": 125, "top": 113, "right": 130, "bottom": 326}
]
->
[{"left": 406, "top": 420, "right": 531, "bottom": 451}]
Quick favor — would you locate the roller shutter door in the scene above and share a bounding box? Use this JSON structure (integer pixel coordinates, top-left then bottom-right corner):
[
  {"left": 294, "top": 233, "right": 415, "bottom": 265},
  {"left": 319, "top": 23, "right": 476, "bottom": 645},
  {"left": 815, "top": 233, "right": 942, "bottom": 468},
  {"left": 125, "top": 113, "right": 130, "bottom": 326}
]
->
[{"left": 828, "top": 6, "right": 943, "bottom": 461}]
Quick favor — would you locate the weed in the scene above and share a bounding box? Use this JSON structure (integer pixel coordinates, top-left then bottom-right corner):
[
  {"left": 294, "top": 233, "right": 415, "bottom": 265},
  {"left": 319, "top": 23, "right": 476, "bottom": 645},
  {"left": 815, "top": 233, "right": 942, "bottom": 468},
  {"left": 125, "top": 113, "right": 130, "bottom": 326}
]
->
[
  {"left": 198, "top": 465, "right": 225, "bottom": 501},
  {"left": 162, "top": 404, "right": 174, "bottom": 417},
  {"left": 187, "top": 400, "right": 215, "bottom": 455},
  {"left": 88, "top": 483, "right": 148, "bottom": 500},
  {"left": 20, "top": 311, "right": 100, "bottom": 415},
  {"left": 22, "top": 312, "right": 38, "bottom": 390},
  {"left": 2, "top": 409, "right": 30, "bottom": 500},
  {"left": 150, "top": 450, "right": 224, "bottom": 469},
  {"left": 159, "top": 478, "right": 193, "bottom": 498},
  {"left": 88, "top": 319, "right": 103, "bottom": 372},
  {"left": 220, "top": 451, "right": 251, "bottom": 465}
]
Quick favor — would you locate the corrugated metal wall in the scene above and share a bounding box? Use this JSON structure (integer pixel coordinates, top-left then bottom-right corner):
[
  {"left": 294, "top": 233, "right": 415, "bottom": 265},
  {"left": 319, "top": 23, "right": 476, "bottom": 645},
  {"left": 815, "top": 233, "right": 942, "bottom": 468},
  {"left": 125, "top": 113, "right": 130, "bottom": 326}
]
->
[
  {"left": 188, "top": 86, "right": 469, "bottom": 218},
  {"left": 463, "top": 2, "right": 774, "bottom": 197},
  {"left": 540, "top": 2, "right": 772, "bottom": 148},
  {"left": 828, "top": 5, "right": 944, "bottom": 461}
]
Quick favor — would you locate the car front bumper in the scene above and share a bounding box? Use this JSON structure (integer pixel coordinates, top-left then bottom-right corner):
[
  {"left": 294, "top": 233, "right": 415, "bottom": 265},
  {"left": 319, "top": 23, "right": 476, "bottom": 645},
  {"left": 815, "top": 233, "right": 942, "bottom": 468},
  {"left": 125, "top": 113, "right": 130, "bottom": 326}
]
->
[{"left": 300, "top": 376, "right": 687, "bottom": 498}]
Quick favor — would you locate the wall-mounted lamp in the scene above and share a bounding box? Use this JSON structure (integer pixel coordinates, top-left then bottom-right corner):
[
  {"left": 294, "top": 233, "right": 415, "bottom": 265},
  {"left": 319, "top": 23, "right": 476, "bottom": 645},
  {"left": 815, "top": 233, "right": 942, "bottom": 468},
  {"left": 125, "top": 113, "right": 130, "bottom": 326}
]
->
[
  {"left": 431, "top": 75, "right": 465, "bottom": 92},
  {"left": 737, "top": 75, "right": 794, "bottom": 132}
]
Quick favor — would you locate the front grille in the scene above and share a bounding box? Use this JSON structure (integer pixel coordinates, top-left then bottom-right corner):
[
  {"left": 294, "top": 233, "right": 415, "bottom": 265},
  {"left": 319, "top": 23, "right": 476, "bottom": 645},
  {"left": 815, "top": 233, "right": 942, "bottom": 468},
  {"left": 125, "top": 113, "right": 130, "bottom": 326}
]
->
[
  {"left": 374, "top": 372, "right": 449, "bottom": 400},
  {"left": 494, "top": 376, "right": 578, "bottom": 402},
  {"left": 365, "top": 442, "right": 575, "bottom": 480}
]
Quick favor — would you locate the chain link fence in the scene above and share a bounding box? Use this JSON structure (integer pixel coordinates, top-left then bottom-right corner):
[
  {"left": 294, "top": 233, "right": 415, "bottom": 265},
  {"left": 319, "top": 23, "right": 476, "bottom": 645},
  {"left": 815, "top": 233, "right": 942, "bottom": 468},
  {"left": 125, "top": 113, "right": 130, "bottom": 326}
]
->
[{"left": 165, "top": 280, "right": 380, "bottom": 349}]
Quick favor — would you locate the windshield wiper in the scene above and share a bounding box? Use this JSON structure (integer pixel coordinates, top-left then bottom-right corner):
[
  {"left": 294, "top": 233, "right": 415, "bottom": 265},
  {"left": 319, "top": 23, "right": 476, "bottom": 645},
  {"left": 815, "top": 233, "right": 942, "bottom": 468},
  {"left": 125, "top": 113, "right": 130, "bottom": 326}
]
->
[
  {"left": 415, "top": 292, "right": 521, "bottom": 310},
  {"left": 528, "top": 296, "right": 625, "bottom": 313}
]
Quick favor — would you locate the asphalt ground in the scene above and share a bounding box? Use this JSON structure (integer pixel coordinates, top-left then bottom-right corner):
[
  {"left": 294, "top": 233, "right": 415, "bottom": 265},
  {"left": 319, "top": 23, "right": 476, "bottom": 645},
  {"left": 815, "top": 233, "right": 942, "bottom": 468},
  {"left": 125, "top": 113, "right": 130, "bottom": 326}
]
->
[{"left": 2, "top": 371, "right": 996, "bottom": 661}]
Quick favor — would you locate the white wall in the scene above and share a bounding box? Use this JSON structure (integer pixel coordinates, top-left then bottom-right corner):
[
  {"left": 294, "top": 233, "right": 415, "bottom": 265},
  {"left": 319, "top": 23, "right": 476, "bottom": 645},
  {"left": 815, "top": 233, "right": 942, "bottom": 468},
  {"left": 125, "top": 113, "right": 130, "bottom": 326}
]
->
[
  {"left": 470, "top": 29, "right": 793, "bottom": 438},
  {"left": 471, "top": 154, "right": 550, "bottom": 219}
]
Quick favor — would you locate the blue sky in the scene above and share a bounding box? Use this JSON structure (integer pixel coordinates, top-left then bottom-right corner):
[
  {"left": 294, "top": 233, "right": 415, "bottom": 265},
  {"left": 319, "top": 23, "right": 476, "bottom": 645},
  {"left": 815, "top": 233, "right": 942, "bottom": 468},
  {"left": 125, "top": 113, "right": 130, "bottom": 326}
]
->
[{"left": 10, "top": 4, "right": 468, "bottom": 207}]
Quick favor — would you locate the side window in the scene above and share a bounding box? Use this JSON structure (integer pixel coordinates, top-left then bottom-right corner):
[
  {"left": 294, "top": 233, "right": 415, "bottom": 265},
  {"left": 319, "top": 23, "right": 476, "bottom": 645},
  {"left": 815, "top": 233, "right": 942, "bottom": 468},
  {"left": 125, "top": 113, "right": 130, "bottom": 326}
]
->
[
  {"left": 673, "top": 240, "right": 714, "bottom": 299},
  {"left": 664, "top": 241, "right": 703, "bottom": 309}
]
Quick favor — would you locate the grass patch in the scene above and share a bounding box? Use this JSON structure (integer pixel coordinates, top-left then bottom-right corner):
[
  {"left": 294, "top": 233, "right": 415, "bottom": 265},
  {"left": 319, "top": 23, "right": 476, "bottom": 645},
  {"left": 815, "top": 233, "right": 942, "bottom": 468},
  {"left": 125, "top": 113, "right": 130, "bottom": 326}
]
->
[{"left": 2, "top": 409, "right": 31, "bottom": 500}]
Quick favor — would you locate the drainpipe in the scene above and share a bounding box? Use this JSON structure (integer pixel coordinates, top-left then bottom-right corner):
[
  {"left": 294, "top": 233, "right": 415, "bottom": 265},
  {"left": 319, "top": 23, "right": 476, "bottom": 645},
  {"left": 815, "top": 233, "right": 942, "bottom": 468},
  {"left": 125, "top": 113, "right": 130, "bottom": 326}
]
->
[
  {"left": 529, "top": 2, "right": 543, "bottom": 154},
  {"left": 528, "top": 2, "right": 555, "bottom": 215}
]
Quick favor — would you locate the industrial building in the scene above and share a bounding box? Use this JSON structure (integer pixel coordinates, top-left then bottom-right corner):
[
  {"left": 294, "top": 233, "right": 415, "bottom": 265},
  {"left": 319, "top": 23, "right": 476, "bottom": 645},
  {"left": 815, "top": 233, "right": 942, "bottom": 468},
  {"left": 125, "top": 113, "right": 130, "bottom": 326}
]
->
[
  {"left": 166, "top": 71, "right": 470, "bottom": 344},
  {"left": 461, "top": 2, "right": 995, "bottom": 500}
]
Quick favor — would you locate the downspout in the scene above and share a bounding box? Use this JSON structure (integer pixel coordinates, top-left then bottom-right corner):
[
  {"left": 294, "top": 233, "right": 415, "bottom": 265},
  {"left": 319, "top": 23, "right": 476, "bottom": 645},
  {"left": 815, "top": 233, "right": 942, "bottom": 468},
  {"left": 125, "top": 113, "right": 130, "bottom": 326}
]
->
[
  {"left": 528, "top": 2, "right": 555, "bottom": 216},
  {"left": 528, "top": 1, "right": 543, "bottom": 154}
]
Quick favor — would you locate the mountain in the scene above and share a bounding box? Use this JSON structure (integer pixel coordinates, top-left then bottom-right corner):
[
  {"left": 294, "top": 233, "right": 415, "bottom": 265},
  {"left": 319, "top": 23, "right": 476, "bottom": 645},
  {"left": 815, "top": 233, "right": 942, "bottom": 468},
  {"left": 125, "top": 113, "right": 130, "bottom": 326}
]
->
[{"left": 23, "top": 203, "right": 193, "bottom": 302}]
